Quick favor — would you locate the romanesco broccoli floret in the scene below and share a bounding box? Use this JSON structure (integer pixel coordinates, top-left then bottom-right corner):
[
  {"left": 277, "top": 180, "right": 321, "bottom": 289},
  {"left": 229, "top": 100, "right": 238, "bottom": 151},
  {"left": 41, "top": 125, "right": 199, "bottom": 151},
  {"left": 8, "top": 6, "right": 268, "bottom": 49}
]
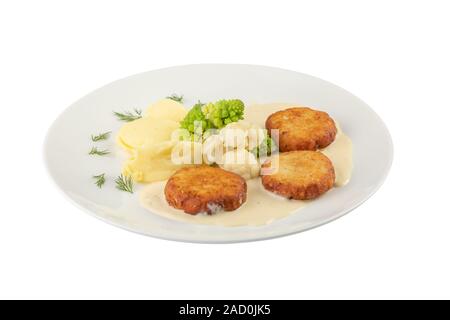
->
[
  {"left": 202, "top": 99, "right": 245, "bottom": 129},
  {"left": 180, "top": 102, "right": 210, "bottom": 135},
  {"left": 179, "top": 99, "right": 245, "bottom": 139}
]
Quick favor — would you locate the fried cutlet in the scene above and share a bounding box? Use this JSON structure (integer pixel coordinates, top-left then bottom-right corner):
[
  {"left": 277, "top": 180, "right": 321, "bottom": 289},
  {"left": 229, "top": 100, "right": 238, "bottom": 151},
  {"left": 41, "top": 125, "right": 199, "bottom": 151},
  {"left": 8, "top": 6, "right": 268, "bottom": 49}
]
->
[
  {"left": 261, "top": 151, "right": 335, "bottom": 200},
  {"left": 265, "top": 107, "right": 337, "bottom": 152},
  {"left": 164, "top": 166, "right": 247, "bottom": 215}
]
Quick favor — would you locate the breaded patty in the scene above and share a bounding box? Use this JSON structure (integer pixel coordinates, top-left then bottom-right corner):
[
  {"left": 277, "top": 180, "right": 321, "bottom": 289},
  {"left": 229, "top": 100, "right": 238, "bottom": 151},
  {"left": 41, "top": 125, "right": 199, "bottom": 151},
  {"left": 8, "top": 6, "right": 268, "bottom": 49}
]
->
[
  {"left": 265, "top": 107, "right": 337, "bottom": 152},
  {"left": 261, "top": 151, "right": 335, "bottom": 200},
  {"left": 165, "top": 166, "right": 247, "bottom": 215}
]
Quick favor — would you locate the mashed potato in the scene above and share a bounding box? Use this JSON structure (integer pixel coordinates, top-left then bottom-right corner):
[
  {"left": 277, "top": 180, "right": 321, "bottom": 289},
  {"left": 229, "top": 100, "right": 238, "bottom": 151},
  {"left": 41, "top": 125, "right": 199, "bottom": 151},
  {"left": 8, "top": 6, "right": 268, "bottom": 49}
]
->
[{"left": 117, "top": 99, "right": 189, "bottom": 183}]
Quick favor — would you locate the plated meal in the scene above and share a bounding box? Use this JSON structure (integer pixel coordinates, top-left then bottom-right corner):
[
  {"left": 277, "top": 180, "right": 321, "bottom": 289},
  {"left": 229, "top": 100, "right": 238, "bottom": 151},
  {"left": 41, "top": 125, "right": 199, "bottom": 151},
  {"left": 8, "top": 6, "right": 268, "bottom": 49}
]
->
[
  {"left": 44, "top": 64, "right": 392, "bottom": 242},
  {"left": 86, "top": 95, "right": 353, "bottom": 227}
]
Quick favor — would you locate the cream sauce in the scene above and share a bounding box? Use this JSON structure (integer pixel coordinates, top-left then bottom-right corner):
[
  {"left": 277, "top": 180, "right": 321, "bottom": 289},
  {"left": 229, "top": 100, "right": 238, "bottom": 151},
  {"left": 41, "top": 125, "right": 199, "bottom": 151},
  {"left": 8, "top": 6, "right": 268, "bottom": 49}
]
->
[{"left": 140, "top": 103, "right": 353, "bottom": 226}]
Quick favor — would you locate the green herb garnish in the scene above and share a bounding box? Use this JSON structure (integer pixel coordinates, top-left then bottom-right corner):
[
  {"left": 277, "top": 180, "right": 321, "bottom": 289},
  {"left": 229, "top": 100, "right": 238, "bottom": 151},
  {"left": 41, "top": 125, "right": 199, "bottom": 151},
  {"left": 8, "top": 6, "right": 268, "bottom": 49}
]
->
[
  {"left": 115, "top": 174, "right": 134, "bottom": 193},
  {"left": 166, "top": 94, "right": 184, "bottom": 103},
  {"left": 93, "top": 173, "right": 106, "bottom": 188},
  {"left": 91, "top": 131, "right": 111, "bottom": 142},
  {"left": 251, "top": 134, "right": 276, "bottom": 158},
  {"left": 113, "top": 109, "right": 142, "bottom": 122},
  {"left": 89, "top": 147, "right": 110, "bottom": 156}
]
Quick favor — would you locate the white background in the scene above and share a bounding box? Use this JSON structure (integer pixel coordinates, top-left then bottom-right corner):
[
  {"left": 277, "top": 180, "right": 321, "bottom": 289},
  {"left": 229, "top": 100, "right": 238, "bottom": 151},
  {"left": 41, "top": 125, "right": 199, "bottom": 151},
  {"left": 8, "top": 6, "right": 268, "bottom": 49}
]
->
[{"left": 1, "top": 0, "right": 449, "bottom": 300}]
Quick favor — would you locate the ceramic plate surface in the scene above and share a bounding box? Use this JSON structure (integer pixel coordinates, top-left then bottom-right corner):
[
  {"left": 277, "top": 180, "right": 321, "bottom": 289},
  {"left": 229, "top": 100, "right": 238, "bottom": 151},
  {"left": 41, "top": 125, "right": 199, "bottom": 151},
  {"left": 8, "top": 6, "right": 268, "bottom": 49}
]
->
[{"left": 44, "top": 64, "right": 393, "bottom": 243}]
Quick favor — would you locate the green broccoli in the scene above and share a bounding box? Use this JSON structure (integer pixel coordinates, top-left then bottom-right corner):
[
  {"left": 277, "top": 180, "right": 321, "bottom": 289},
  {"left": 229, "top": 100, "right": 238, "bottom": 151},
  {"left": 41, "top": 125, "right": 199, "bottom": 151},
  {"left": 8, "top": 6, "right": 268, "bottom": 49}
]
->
[
  {"left": 180, "top": 101, "right": 210, "bottom": 135},
  {"left": 251, "top": 133, "right": 276, "bottom": 158},
  {"left": 179, "top": 99, "right": 245, "bottom": 139},
  {"left": 202, "top": 99, "right": 245, "bottom": 128}
]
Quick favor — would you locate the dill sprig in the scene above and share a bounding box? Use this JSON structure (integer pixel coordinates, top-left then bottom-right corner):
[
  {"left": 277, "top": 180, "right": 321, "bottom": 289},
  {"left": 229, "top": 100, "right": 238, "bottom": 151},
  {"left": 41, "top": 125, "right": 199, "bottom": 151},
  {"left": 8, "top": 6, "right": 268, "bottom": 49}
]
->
[
  {"left": 91, "top": 131, "right": 111, "bottom": 142},
  {"left": 89, "top": 147, "right": 110, "bottom": 156},
  {"left": 166, "top": 94, "right": 184, "bottom": 103},
  {"left": 115, "top": 174, "right": 134, "bottom": 193},
  {"left": 93, "top": 173, "right": 106, "bottom": 188},
  {"left": 113, "top": 109, "right": 142, "bottom": 122}
]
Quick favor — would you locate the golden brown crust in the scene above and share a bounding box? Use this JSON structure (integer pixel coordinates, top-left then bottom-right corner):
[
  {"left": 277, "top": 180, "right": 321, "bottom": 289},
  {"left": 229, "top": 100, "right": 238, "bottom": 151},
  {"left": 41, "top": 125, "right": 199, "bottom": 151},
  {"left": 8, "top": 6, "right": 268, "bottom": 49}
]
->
[
  {"left": 265, "top": 107, "right": 337, "bottom": 152},
  {"left": 164, "top": 166, "right": 247, "bottom": 215},
  {"left": 261, "top": 151, "right": 335, "bottom": 200}
]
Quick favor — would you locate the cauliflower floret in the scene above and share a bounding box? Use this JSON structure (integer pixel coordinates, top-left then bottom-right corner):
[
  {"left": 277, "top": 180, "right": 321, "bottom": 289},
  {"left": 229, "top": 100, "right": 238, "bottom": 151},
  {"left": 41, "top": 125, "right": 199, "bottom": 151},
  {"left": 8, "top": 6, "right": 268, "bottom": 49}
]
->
[
  {"left": 219, "top": 149, "right": 260, "bottom": 180},
  {"left": 220, "top": 120, "right": 266, "bottom": 150},
  {"left": 224, "top": 120, "right": 254, "bottom": 131},
  {"left": 220, "top": 127, "right": 248, "bottom": 150},
  {"left": 202, "top": 134, "right": 225, "bottom": 165}
]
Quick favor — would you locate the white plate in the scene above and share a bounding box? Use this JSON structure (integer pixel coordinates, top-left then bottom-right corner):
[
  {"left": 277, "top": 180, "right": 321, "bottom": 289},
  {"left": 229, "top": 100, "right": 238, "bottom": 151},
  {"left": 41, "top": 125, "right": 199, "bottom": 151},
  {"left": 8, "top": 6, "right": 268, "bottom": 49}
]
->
[{"left": 44, "top": 64, "right": 393, "bottom": 243}]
